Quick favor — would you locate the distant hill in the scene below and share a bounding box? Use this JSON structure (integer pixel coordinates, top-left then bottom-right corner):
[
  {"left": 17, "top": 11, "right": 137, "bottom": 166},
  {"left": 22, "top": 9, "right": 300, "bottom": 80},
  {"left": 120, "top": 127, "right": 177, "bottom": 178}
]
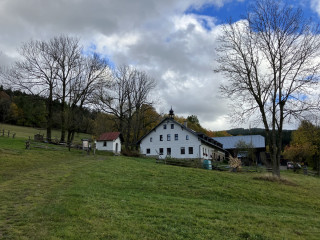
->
[{"left": 226, "top": 128, "right": 293, "bottom": 147}]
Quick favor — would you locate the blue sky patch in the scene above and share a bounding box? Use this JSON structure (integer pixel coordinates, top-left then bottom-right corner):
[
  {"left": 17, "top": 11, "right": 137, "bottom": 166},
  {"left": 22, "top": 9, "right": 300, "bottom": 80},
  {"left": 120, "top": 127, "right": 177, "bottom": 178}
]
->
[
  {"left": 185, "top": 1, "right": 248, "bottom": 24},
  {"left": 82, "top": 43, "right": 115, "bottom": 69},
  {"left": 185, "top": 0, "right": 320, "bottom": 26}
]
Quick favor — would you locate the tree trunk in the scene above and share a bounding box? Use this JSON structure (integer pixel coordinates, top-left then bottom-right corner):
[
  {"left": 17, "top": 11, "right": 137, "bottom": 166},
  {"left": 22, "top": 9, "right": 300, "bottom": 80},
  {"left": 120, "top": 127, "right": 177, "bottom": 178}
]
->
[
  {"left": 46, "top": 87, "right": 53, "bottom": 142},
  {"left": 318, "top": 156, "right": 320, "bottom": 177},
  {"left": 60, "top": 80, "right": 66, "bottom": 143}
]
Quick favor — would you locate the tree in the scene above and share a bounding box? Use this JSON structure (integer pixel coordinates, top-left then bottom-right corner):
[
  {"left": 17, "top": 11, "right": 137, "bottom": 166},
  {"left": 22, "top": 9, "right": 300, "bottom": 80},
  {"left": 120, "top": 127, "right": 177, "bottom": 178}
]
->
[
  {"left": 96, "top": 65, "right": 156, "bottom": 150},
  {"left": 0, "top": 90, "right": 11, "bottom": 122},
  {"left": 132, "top": 104, "right": 161, "bottom": 148},
  {"left": 285, "top": 120, "right": 320, "bottom": 175},
  {"left": 2, "top": 39, "right": 58, "bottom": 140},
  {"left": 215, "top": 0, "right": 320, "bottom": 177},
  {"left": 48, "top": 36, "right": 82, "bottom": 143},
  {"left": 235, "top": 140, "right": 256, "bottom": 166},
  {"left": 92, "top": 112, "right": 117, "bottom": 137},
  {"left": 65, "top": 53, "right": 109, "bottom": 143},
  {"left": 187, "top": 115, "right": 200, "bottom": 125}
]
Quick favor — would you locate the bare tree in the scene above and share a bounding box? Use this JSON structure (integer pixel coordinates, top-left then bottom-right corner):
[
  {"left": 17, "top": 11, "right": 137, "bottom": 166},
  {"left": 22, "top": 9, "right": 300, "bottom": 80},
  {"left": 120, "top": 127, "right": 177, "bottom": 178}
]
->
[
  {"left": 96, "top": 65, "right": 156, "bottom": 150},
  {"left": 66, "top": 53, "right": 109, "bottom": 143},
  {"left": 215, "top": 0, "right": 320, "bottom": 177},
  {"left": 131, "top": 71, "right": 157, "bottom": 147},
  {"left": 48, "top": 36, "right": 82, "bottom": 143},
  {"left": 2, "top": 40, "right": 58, "bottom": 141}
]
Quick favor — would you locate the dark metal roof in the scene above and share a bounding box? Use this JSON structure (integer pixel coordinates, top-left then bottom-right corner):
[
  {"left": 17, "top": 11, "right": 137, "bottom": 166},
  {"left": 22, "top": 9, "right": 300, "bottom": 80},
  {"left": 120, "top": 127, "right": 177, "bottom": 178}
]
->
[{"left": 212, "top": 135, "right": 265, "bottom": 149}]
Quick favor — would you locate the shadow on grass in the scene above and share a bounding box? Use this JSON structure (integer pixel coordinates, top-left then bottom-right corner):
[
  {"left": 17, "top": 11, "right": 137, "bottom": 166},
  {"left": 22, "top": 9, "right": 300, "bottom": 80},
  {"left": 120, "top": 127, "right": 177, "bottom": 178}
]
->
[{"left": 253, "top": 174, "right": 298, "bottom": 186}]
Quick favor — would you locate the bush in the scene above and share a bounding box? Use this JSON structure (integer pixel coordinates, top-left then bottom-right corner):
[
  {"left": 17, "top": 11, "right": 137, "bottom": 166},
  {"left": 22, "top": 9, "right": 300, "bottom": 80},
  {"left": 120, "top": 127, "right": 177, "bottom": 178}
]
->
[
  {"left": 121, "top": 149, "right": 140, "bottom": 157},
  {"left": 229, "top": 156, "right": 242, "bottom": 172}
]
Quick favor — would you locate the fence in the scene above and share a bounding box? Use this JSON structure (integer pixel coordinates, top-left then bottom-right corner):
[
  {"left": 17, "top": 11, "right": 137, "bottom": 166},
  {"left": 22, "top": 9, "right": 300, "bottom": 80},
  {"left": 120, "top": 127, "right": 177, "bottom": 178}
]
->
[{"left": 0, "top": 129, "right": 16, "bottom": 138}]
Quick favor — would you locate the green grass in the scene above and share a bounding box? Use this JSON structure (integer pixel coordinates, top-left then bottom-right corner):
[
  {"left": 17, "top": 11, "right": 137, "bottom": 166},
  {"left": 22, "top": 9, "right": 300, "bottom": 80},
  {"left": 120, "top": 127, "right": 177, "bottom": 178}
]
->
[
  {"left": 0, "top": 123, "right": 91, "bottom": 142},
  {"left": 0, "top": 137, "right": 320, "bottom": 239}
]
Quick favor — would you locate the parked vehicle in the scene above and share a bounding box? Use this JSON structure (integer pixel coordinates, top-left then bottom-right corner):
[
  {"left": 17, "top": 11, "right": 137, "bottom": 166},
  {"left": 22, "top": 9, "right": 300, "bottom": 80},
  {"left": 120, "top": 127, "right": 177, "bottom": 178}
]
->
[
  {"left": 287, "top": 162, "right": 301, "bottom": 170},
  {"left": 287, "top": 162, "right": 294, "bottom": 169}
]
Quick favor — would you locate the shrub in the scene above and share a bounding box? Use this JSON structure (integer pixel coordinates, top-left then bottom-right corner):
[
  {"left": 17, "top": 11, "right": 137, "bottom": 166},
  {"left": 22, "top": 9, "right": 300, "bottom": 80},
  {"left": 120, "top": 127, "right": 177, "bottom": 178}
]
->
[{"left": 121, "top": 149, "right": 140, "bottom": 157}]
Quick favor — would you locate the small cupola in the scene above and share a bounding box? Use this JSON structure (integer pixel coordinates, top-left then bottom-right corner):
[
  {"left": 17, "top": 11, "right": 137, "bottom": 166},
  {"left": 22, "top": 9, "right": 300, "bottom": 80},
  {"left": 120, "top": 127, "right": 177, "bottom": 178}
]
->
[{"left": 169, "top": 107, "right": 174, "bottom": 119}]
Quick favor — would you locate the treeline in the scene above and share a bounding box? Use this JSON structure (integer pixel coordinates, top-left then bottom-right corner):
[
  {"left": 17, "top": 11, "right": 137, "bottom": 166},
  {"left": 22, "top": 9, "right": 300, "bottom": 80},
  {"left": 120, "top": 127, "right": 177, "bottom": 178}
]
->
[
  {"left": 1, "top": 86, "right": 231, "bottom": 150},
  {"left": 0, "top": 85, "right": 163, "bottom": 145},
  {"left": 0, "top": 86, "right": 95, "bottom": 133}
]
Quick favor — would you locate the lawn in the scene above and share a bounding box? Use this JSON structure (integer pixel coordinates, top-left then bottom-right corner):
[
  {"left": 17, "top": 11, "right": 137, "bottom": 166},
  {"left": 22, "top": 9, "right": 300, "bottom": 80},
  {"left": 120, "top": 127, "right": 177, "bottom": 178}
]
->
[{"left": 0, "top": 136, "right": 319, "bottom": 239}]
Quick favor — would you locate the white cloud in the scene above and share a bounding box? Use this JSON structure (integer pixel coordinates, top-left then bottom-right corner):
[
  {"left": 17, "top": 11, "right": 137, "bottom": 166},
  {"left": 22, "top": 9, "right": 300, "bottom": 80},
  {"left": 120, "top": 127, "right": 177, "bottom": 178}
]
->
[
  {"left": 311, "top": 0, "right": 320, "bottom": 15},
  {"left": 0, "top": 0, "right": 243, "bottom": 130}
]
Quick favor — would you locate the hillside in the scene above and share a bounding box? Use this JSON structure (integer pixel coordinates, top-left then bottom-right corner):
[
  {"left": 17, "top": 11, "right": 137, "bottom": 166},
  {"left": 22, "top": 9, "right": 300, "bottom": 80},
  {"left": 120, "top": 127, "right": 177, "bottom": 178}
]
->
[
  {"left": 0, "top": 136, "right": 319, "bottom": 239},
  {"left": 0, "top": 123, "right": 90, "bottom": 142}
]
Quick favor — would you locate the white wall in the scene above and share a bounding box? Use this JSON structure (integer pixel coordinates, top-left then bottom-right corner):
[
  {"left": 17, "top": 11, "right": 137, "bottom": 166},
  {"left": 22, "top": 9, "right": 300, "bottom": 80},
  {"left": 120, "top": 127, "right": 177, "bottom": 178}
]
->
[
  {"left": 140, "top": 120, "right": 201, "bottom": 159},
  {"left": 96, "top": 137, "right": 122, "bottom": 153},
  {"left": 140, "top": 119, "right": 225, "bottom": 159}
]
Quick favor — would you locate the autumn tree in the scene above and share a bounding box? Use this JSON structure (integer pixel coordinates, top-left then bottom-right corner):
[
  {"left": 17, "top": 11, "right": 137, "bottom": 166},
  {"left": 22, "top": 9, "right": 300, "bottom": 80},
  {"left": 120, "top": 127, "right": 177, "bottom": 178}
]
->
[
  {"left": 0, "top": 90, "right": 11, "bottom": 122},
  {"left": 132, "top": 104, "right": 161, "bottom": 147},
  {"left": 215, "top": 0, "right": 320, "bottom": 177},
  {"left": 285, "top": 120, "right": 320, "bottom": 175}
]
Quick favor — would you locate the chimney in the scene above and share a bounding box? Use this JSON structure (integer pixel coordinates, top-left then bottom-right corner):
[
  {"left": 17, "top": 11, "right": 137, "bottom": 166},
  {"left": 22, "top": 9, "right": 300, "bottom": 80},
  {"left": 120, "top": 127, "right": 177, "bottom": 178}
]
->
[{"left": 184, "top": 121, "right": 188, "bottom": 128}]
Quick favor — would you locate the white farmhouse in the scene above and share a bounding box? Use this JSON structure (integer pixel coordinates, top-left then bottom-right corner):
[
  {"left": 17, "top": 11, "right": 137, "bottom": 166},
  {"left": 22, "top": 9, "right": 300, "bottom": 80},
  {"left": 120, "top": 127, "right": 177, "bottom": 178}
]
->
[
  {"left": 96, "top": 132, "right": 122, "bottom": 153},
  {"left": 138, "top": 109, "right": 226, "bottom": 160}
]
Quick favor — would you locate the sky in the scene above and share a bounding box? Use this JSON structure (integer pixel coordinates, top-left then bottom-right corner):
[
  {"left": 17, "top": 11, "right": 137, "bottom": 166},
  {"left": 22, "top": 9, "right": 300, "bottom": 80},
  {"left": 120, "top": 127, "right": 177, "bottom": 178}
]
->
[{"left": 0, "top": 0, "right": 320, "bottom": 131}]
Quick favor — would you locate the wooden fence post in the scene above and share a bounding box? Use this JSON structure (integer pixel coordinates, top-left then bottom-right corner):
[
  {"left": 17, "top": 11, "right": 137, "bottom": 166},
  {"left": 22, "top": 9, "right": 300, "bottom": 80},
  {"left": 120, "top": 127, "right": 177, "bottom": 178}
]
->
[
  {"left": 8, "top": 130, "right": 10, "bottom": 137},
  {"left": 25, "top": 140, "right": 30, "bottom": 150}
]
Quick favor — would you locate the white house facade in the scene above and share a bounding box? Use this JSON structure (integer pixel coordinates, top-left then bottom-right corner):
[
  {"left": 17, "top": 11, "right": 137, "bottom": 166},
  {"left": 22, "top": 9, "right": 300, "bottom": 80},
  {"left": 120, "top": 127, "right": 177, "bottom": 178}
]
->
[
  {"left": 138, "top": 110, "right": 225, "bottom": 160},
  {"left": 96, "top": 132, "right": 122, "bottom": 153}
]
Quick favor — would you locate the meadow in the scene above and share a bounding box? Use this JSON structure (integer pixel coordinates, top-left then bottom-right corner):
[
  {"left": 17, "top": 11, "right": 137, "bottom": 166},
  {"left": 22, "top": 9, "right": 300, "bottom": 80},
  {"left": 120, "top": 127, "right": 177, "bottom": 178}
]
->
[
  {"left": 0, "top": 123, "right": 91, "bottom": 142},
  {"left": 0, "top": 134, "right": 319, "bottom": 239}
]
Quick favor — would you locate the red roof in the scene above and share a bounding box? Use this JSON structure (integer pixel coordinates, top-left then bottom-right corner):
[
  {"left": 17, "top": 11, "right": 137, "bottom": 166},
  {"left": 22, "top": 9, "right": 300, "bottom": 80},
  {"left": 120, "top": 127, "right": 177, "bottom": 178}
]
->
[{"left": 97, "top": 132, "right": 121, "bottom": 141}]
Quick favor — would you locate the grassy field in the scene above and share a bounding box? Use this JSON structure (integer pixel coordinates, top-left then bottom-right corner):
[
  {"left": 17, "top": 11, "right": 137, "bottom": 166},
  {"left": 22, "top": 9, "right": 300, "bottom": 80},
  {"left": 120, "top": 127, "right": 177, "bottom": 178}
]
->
[
  {"left": 0, "top": 123, "right": 91, "bottom": 142},
  {"left": 0, "top": 136, "right": 320, "bottom": 239}
]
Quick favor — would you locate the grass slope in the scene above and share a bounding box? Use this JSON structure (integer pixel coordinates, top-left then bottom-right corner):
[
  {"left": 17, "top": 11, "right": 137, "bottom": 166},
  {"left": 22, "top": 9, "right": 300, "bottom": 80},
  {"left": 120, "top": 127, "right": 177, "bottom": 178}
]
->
[
  {"left": 0, "top": 137, "right": 320, "bottom": 239},
  {"left": 0, "top": 123, "right": 90, "bottom": 142}
]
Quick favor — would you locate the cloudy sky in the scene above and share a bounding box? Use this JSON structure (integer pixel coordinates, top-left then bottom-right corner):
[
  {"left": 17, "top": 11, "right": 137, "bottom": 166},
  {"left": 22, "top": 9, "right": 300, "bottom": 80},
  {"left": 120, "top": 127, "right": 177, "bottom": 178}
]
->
[{"left": 0, "top": 0, "right": 320, "bottom": 130}]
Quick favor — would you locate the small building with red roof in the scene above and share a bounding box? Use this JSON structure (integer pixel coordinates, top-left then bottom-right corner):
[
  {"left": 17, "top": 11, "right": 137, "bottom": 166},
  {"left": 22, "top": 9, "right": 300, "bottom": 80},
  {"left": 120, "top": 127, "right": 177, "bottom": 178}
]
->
[{"left": 96, "top": 132, "right": 123, "bottom": 153}]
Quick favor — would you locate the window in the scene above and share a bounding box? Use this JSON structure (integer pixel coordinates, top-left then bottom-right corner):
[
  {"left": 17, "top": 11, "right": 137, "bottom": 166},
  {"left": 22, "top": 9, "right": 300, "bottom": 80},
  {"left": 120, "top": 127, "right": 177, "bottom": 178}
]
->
[
  {"left": 103, "top": 141, "right": 107, "bottom": 147},
  {"left": 186, "top": 135, "right": 189, "bottom": 140},
  {"left": 163, "top": 124, "right": 167, "bottom": 129},
  {"left": 175, "top": 134, "right": 178, "bottom": 140},
  {"left": 171, "top": 124, "right": 174, "bottom": 129},
  {"left": 188, "top": 147, "right": 193, "bottom": 154},
  {"left": 181, "top": 147, "right": 185, "bottom": 155},
  {"left": 167, "top": 134, "right": 171, "bottom": 141},
  {"left": 167, "top": 148, "right": 171, "bottom": 155},
  {"left": 159, "top": 148, "right": 164, "bottom": 155},
  {"left": 146, "top": 148, "right": 150, "bottom": 154},
  {"left": 160, "top": 135, "right": 163, "bottom": 141},
  {"left": 150, "top": 137, "right": 152, "bottom": 142}
]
